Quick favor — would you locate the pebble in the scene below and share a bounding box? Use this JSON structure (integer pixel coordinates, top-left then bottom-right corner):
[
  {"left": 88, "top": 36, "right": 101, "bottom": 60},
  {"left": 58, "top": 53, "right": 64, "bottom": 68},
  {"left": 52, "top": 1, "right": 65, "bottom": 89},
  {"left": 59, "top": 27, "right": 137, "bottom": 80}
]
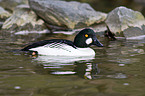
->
[
  {"left": 14, "top": 86, "right": 21, "bottom": 89},
  {"left": 118, "top": 64, "right": 125, "bottom": 66},
  {"left": 123, "top": 83, "right": 129, "bottom": 86},
  {"left": 19, "top": 67, "right": 23, "bottom": 69}
]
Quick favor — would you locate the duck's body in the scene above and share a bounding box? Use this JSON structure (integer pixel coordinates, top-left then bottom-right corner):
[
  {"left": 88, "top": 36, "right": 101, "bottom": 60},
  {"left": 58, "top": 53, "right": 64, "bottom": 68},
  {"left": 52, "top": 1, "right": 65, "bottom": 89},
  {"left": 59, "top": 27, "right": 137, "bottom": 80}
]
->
[{"left": 21, "top": 28, "right": 103, "bottom": 56}]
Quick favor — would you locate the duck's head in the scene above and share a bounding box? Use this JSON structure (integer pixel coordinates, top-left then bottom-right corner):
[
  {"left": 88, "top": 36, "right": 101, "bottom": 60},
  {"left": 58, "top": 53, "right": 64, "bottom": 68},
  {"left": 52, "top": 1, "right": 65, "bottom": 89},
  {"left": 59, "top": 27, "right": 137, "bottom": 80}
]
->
[{"left": 74, "top": 28, "right": 103, "bottom": 48}]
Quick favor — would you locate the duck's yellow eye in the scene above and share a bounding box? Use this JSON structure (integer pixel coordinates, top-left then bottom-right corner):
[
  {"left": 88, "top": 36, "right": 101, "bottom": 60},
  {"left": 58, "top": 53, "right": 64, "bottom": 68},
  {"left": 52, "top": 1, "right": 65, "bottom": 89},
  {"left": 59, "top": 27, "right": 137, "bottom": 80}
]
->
[{"left": 85, "top": 34, "right": 88, "bottom": 37}]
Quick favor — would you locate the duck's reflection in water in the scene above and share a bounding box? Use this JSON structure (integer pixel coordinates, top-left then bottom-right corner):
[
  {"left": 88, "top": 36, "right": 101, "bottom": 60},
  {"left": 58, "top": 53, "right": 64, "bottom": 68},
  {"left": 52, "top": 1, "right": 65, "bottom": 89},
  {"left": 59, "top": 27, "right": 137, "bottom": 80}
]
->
[
  {"left": 74, "top": 62, "right": 100, "bottom": 79},
  {"left": 32, "top": 55, "right": 100, "bottom": 79}
]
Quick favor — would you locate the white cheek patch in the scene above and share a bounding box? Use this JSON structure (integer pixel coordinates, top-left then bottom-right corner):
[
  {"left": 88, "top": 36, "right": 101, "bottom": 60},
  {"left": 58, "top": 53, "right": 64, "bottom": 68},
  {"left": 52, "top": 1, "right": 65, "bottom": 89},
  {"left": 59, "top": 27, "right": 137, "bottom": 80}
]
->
[{"left": 86, "top": 38, "right": 93, "bottom": 45}]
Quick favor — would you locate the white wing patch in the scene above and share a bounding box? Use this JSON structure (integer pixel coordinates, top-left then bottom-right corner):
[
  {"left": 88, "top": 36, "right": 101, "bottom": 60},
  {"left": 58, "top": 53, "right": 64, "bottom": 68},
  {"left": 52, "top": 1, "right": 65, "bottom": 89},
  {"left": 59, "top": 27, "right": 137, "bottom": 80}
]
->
[{"left": 44, "top": 42, "right": 72, "bottom": 52}]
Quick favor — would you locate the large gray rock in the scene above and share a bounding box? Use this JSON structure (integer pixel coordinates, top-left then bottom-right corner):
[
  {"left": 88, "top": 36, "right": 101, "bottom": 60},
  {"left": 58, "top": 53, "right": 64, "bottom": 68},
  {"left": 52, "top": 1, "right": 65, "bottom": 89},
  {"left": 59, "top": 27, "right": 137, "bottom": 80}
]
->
[
  {"left": 105, "top": 6, "right": 145, "bottom": 38},
  {"left": 29, "top": 0, "right": 107, "bottom": 29},
  {"left": 0, "top": 0, "right": 28, "bottom": 12},
  {"left": 2, "top": 5, "right": 45, "bottom": 31}
]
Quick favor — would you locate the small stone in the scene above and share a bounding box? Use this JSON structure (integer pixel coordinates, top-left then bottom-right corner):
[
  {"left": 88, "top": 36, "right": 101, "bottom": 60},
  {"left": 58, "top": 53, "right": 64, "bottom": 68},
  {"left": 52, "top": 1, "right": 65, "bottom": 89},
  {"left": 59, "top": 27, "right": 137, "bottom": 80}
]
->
[
  {"left": 19, "top": 67, "right": 23, "bottom": 69},
  {"left": 0, "top": 6, "right": 11, "bottom": 20},
  {"left": 123, "top": 83, "right": 129, "bottom": 86},
  {"left": 2, "top": 4, "right": 45, "bottom": 31},
  {"left": 118, "top": 64, "right": 125, "bottom": 66},
  {"left": 14, "top": 86, "right": 21, "bottom": 89}
]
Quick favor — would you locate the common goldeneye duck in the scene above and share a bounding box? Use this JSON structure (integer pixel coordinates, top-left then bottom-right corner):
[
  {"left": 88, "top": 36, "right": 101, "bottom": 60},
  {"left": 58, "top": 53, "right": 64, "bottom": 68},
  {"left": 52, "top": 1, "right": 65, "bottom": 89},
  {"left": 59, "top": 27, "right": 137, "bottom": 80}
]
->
[{"left": 21, "top": 28, "right": 103, "bottom": 56}]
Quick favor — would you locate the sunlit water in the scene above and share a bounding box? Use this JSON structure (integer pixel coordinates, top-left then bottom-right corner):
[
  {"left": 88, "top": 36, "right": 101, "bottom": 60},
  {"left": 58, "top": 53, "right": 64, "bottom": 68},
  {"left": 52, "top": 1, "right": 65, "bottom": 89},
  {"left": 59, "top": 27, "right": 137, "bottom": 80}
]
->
[{"left": 1, "top": 31, "right": 145, "bottom": 96}]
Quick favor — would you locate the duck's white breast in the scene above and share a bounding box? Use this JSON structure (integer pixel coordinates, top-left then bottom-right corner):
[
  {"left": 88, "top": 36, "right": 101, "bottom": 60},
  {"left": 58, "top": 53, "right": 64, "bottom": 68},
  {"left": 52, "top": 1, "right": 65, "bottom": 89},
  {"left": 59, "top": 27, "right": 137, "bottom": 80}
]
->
[{"left": 29, "top": 43, "right": 95, "bottom": 56}]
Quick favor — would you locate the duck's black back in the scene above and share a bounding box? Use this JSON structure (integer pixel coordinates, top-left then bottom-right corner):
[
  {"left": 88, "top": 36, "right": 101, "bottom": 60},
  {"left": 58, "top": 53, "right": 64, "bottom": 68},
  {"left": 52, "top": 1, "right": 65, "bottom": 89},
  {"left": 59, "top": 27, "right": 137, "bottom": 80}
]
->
[{"left": 21, "top": 39, "right": 77, "bottom": 51}]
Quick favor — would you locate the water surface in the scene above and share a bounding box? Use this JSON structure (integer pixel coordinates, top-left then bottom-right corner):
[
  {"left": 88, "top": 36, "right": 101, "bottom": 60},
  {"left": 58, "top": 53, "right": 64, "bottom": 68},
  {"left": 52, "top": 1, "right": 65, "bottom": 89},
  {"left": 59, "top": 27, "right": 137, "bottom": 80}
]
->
[{"left": 0, "top": 31, "right": 145, "bottom": 96}]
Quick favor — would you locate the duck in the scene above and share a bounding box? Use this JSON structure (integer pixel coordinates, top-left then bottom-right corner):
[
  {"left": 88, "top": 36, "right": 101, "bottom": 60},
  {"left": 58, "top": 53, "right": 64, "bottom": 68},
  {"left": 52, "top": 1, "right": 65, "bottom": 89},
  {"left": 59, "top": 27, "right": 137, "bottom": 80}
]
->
[{"left": 21, "top": 28, "right": 103, "bottom": 56}]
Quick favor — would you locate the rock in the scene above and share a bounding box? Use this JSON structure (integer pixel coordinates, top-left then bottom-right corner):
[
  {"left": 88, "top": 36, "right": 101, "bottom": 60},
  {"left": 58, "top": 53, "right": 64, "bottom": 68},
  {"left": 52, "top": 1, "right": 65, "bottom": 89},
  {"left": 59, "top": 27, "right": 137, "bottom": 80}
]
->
[
  {"left": 0, "top": 6, "right": 11, "bottom": 21},
  {"left": 28, "top": 0, "right": 107, "bottom": 29},
  {"left": 0, "top": 6, "right": 11, "bottom": 29},
  {"left": 93, "top": 23, "right": 107, "bottom": 34},
  {"left": 123, "top": 25, "right": 145, "bottom": 39},
  {"left": 2, "top": 5, "right": 46, "bottom": 31},
  {"left": 105, "top": 6, "right": 145, "bottom": 38},
  {"left": 0, "top": 0, "right": 28, "bottom": 12}
]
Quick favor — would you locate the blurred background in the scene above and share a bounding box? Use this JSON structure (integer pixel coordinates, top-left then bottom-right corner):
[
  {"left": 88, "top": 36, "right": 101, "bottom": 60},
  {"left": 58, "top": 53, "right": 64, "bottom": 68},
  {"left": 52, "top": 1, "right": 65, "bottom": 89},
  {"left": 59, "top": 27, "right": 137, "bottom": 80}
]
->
[{"left": 66, "top": 0, "right": 145, "bottom": 15}]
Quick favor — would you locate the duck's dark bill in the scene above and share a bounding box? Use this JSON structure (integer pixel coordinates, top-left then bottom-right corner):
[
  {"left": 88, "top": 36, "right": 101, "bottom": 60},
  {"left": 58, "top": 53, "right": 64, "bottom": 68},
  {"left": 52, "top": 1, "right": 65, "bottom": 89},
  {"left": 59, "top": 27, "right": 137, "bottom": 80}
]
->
[{"left": 93, "top": 38, "right": 103, "bottom": 47}]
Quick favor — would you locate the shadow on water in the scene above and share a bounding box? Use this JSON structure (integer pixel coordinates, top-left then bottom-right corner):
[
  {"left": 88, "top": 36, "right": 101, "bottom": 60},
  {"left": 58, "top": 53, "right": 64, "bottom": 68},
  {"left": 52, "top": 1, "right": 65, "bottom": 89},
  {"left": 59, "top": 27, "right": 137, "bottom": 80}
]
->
[{"left": 1, "top": 30, "right": 145, "bottom": 96}]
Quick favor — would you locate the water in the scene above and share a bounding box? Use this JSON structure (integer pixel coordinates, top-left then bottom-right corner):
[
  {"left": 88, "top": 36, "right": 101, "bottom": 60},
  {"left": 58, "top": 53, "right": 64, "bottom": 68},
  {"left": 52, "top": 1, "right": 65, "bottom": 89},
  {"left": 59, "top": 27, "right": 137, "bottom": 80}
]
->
[{"left": 1, "top": 31, "right": 145, "bottom": 96}]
